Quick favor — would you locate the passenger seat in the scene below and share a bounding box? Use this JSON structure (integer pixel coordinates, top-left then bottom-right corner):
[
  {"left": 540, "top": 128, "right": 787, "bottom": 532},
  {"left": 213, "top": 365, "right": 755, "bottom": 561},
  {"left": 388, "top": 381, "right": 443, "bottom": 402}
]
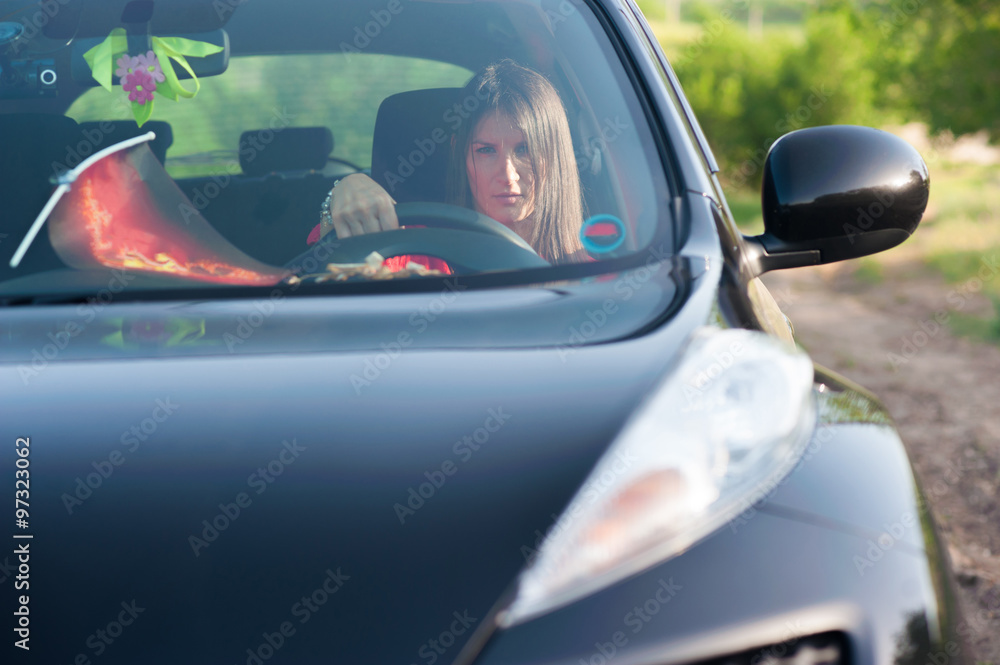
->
[{"left": 177, "top": 127, "right": 336, "bottom": 266}]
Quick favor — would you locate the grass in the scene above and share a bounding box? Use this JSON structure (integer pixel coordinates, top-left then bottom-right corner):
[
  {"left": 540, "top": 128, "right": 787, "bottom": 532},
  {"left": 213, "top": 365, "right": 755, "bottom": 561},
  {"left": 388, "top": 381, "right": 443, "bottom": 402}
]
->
[
  {"left": 853, "top": 258, "right": 884, "bottom": 285},
  {"left": 724, "top": 190, "right": 764, "bottom": 235},
  {"left": 925, "top": 250, "right": 1000, "bottom": 289},
  {"left": 947, "top": 310, "right": 1000, "bottom": 343},
  {"left": 916, "top": 159, "right": 1000, "bottom": 343}
]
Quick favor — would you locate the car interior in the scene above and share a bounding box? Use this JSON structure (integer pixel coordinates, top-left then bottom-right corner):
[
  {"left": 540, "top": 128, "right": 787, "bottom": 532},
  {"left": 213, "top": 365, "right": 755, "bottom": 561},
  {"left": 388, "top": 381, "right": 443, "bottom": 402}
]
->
[{"left": 0, "top": 0, "right": 673, "bottom": 289}]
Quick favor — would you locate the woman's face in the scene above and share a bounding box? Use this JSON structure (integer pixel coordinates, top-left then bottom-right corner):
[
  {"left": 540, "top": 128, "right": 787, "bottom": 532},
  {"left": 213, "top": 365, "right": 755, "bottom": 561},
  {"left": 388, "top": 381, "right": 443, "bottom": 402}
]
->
[{"left": 466, "top": 112, "right": 535, "bottom": 231}]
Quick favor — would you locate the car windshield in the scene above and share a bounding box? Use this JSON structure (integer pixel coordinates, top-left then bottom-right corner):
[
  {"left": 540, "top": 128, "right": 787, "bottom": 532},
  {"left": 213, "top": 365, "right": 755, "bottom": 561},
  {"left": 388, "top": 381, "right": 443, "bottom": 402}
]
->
[{"left": 0, "top": 0, "right": 674, "bottom": 298}]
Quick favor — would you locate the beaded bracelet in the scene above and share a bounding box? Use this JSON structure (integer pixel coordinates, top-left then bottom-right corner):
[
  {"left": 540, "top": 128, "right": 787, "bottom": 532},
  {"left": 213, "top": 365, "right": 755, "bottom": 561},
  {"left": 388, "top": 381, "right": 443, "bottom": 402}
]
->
[{"left": 319, "top": 178, "right": 341, "bottom": 231}]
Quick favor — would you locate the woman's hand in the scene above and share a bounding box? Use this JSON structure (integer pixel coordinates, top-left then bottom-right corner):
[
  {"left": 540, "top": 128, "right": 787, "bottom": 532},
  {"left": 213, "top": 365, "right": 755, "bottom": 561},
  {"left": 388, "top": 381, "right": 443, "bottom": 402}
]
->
[{"left": 320, "top": 173, "right": 399, "bottom": 240}]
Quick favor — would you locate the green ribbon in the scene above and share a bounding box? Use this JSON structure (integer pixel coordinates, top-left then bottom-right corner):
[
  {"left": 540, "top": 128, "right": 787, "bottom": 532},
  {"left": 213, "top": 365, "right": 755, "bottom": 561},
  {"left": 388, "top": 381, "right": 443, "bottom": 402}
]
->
[
  {"left": 150, "top": 36, "right": 223, "bottom": 100},
  {"left": 82, "top": 28, "right": 127, "bottom": 93},
  {"left": 83, "top": 28, "right": 223, "bottom": 126},
  {"left": 99, "top": 317, "right": 213, "bottom": 349}
]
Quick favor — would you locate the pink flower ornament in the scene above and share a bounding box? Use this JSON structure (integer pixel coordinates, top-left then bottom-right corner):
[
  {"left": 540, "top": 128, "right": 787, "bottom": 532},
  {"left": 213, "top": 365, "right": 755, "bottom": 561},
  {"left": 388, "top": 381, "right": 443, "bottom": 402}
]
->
[
  {"left": 115, "top": 54, "right": 135, "bottom": 79},
  {"left": 116, "top": 51, "right": 164, "bottom": 106},
  {"left": 134, "top": 50, "right": 165, "bottom": 83},
  {"left": 122, "top": 68, "right": 156, "bottom": 105}
]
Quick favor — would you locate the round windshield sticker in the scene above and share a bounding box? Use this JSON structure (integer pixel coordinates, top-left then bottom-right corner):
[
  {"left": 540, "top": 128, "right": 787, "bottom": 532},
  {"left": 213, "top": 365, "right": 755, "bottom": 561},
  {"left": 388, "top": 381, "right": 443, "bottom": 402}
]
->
[{"left": 580, "top": 214, "right": 626, "bottom": 253}]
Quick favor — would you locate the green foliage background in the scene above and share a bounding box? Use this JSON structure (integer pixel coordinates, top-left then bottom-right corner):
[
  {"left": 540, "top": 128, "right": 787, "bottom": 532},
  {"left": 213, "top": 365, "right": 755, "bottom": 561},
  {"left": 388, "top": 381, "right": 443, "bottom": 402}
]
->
[{"left": 638, "top": 0, "right": 1000, "bottom": 189}]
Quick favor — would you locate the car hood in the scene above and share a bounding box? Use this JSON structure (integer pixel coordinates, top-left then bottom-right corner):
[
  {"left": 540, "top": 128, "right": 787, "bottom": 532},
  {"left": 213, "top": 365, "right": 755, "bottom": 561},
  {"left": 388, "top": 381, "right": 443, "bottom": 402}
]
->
[{"left": 0, "top": 251, "right": 719, "bottom": 664}]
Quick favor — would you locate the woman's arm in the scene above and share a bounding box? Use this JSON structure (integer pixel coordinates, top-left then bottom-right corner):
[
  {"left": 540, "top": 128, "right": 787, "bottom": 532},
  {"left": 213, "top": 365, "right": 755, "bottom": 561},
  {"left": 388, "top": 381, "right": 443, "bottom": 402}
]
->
[{"left": 318, "top": 173, "right": 399, "bottom": 240}]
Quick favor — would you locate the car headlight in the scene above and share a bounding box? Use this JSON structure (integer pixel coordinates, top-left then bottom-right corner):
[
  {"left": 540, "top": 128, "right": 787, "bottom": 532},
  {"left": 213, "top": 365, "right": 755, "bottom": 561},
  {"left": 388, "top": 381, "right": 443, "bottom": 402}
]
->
[{"left": 500, "top": 327, "right": 816, "bottom": 626}]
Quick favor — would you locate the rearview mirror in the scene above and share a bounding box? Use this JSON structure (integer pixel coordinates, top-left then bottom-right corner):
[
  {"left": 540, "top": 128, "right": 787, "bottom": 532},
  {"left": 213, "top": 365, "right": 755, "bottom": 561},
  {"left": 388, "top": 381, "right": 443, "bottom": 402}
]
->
[
  {"left": 744, "top": 125, "right": 929, "bottom": 274},
  {"left": 71, "top": 29, "right": 230, "bottom": 86}
]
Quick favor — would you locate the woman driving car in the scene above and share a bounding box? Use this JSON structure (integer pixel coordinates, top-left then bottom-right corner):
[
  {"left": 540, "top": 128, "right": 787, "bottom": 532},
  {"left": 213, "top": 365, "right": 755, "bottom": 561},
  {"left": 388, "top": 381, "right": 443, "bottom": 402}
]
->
[{"left": 306, "top": 59, "right": 587, "bottom": 269}]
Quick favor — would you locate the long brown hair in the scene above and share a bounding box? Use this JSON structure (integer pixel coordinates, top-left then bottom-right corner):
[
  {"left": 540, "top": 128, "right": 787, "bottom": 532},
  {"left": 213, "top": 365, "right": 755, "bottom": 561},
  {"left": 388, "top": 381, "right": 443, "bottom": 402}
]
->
[{"left": 446, "top": 60, "right": 585, "bottom": 264}]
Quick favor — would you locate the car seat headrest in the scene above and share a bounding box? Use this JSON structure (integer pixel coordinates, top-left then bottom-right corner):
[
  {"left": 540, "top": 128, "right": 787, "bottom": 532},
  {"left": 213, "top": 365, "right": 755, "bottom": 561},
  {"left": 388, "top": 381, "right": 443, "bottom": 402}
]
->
[
  {"left": 78, "top": 121, "right": 174, "bottom": 165},
  {"left": 371, "top": 88, "right": 462, "bottom": 204},
  {"left": 0, "top": 113, "right": 84, "bottom": 279},
  {"left": 239, "top": 126, "right": 333, "bottom": 176}
]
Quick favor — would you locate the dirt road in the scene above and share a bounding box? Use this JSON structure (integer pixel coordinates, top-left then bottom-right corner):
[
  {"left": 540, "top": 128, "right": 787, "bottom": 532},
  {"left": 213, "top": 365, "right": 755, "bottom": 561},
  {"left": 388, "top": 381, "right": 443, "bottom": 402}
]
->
[{"left": 762, "top": 262, "right": 1000, "bottom": 663}]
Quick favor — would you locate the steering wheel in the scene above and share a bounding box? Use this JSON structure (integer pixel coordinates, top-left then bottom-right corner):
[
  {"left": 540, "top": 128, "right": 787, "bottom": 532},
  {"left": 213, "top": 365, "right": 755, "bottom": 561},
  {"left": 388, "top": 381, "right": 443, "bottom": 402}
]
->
[{"left": 284, "top": 202, "right": 550, "bottom": 274}]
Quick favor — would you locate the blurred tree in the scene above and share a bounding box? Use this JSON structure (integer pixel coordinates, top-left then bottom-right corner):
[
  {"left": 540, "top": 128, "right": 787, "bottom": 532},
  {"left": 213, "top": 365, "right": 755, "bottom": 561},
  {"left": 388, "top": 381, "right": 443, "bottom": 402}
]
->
[
  {"left": 856, "top": 0, "right": 1000, "bottom": 139},
  {"left": 672, "top": 2, "right": 880, "bottom": 187},
  {"left": 649, "top": 0, "right": 999, "bottom": 188}
]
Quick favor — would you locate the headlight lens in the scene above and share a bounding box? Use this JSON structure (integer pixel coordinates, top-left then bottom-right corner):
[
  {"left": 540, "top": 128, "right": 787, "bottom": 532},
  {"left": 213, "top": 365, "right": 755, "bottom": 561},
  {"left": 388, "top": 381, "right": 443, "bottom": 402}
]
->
[{"left": 500, "top": 327, "right": 815, "bottom": 626}]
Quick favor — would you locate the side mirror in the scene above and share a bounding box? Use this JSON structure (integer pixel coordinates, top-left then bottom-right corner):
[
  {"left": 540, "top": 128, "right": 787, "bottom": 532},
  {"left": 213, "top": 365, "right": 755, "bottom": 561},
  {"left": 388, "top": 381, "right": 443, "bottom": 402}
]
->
[{"left": 744, "top": 125, "right": 929, "bottom": 274}]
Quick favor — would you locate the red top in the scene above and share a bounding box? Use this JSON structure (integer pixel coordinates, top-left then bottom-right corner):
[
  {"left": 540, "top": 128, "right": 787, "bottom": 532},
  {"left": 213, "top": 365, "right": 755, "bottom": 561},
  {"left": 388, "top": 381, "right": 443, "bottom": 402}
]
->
[{"left": 306, "top": 223, "right": 452, "bottom": 274}]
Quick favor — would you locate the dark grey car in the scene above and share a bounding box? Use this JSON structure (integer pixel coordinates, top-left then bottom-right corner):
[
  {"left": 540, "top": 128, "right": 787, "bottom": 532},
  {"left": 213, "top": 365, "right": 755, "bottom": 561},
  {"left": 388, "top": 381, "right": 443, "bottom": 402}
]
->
[{"left": 0, "top": 1, "right": 959, "bottom": 664}]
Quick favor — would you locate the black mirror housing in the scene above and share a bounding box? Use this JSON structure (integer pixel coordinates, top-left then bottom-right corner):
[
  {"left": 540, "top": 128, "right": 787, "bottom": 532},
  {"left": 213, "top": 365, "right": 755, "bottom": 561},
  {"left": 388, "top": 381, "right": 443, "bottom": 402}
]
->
[{"left": 745, "top": 125, "right": 929, "bottom": 274}]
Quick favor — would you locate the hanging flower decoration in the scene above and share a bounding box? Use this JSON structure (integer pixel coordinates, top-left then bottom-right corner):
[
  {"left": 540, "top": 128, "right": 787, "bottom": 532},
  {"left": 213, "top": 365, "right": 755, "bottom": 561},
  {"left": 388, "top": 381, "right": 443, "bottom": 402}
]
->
[
  {"left": 84, "top": 28, "right": 223, "bottom": 127},
  {"left": 114, "top": 53, "right": 134, "bottom": 79},
  {"left": 133, "top": 51, "right": 166, "bottom": 83},
  {"left": 116, "top": 51, "right": 165, "bottom": 105},
  {"left": 122, "top": 68, "right": 156, "bottom": 104}
]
